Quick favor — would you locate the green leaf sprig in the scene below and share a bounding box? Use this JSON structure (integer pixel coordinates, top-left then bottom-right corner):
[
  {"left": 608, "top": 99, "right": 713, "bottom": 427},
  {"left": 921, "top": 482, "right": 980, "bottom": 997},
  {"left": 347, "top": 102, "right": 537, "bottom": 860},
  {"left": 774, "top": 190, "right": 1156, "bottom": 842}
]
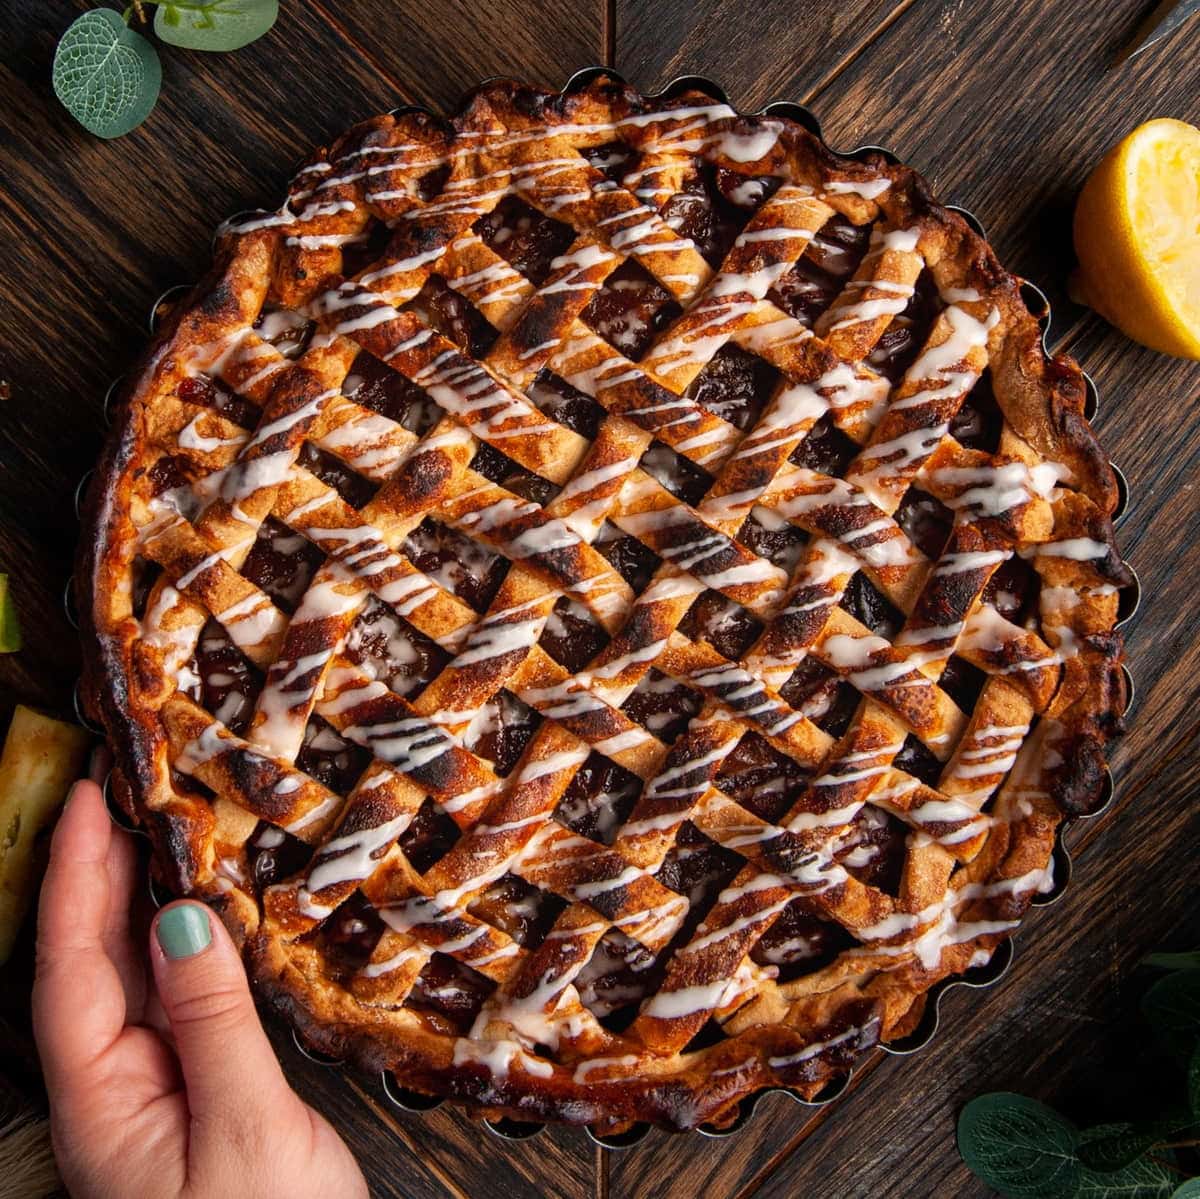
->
[
  {"left": 958, "top": 953, "right": 1200, "bottom": 1198},
  {"left": 52, "top": 1, "right": 278, "bottom": 139}
]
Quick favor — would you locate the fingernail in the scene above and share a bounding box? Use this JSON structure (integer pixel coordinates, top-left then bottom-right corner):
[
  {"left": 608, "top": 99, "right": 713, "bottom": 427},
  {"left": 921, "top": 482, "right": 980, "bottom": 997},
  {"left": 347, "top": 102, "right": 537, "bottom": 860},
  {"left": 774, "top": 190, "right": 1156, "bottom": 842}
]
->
[{"left": 156, "top": 904, "right": 212, "bottom": 960}]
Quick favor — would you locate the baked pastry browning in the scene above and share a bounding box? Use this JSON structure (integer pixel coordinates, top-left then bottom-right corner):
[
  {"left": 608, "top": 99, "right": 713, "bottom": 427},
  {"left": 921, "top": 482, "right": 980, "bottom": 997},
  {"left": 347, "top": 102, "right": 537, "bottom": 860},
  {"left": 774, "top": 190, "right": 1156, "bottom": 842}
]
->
[{"left": 79, "top": 75, "right": 1131, "bottom": 1133}]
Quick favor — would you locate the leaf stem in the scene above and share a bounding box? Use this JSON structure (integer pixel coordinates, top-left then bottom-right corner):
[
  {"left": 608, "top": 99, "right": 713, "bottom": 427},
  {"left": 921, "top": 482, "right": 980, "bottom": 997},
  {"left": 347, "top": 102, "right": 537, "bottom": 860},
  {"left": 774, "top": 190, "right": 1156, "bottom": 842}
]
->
[{"left": 1147, "top": 1154, "right": 1188, "bottom": 1176}]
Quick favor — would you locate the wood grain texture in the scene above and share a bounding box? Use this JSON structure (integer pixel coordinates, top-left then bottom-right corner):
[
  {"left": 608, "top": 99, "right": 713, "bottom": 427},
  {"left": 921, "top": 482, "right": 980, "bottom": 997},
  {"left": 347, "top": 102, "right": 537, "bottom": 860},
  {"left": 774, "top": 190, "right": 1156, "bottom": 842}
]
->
[
  {"left": 311, "top": 0, "right": 605, "bottom": 113},
  {"left": 606, "top": 1, "right": 1200, "bottom": 1195},
  {"left": 0, "top": 2, "right": 607, "bottom": 1193},
  {"left": 615, "top": 0, "right": 906, "bottom": 110},
  {"left": 806, "top": 0, "right": 1200, "bottom": 319},
  {"left": 0, "top": 0, "right": 404, "bottom": 727},
  {"left": 2, "top": 1, "right": 1199, "bottom": 1197}
]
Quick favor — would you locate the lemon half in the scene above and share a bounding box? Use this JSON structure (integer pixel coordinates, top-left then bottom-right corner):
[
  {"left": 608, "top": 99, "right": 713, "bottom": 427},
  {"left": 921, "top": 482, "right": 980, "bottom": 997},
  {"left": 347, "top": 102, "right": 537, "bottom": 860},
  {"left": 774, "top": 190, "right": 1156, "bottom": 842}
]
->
[{"left": 1073, "top": 117, "right": 1200, "bottom": 360}]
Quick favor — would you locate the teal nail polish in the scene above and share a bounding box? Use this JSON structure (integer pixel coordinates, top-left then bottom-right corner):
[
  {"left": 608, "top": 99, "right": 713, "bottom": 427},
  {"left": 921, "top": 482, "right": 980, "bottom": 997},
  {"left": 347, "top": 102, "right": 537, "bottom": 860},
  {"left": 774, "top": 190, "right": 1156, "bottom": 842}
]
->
[{"left": 156, "top": 904, "right": 212, "bottom": 960}]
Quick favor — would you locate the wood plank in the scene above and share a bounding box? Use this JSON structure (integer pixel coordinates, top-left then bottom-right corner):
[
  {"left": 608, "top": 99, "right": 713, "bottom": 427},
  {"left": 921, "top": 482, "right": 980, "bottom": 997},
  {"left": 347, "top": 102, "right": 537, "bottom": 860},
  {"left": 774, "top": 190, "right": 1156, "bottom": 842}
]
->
[
  {"left": 805, "top": 0, "right": 1200, "bottom": 318},
  {"left": 0, "top": 3, "right": 602, "bottom": 1192},
  {"left": 608, "top": 2, "right": 1200, "bottom": 1192},
  {"left": 614, "top": 0, "right": 905, "bottom": 111},
  {"left": 310, "top": 0, "right": 606, "bottom": 114},
  {"left": 0, "top": 0, "right": 406, "bottom": 726}
]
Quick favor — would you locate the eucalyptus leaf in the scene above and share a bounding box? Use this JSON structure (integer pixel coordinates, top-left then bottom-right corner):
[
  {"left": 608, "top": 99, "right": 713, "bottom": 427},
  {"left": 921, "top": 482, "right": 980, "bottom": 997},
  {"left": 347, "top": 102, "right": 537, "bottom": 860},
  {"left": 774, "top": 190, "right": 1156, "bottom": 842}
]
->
[
  {"left": 1145, "top": 953, "right": 1200, "bottom": 972},
  {"left": 1143, "top": 970, "right": 1200, "bottom": 1058},
  {"left": 1074, "top": 1142, "right": 1179, "bottom": 1199},
  {"left": 52, "top": 9, "right": 161, "bottom": 139},
  {"left": 1171, "top": 1181, "right": 1200, "bottom": 1198},
  {"left": 1077, "top": 1124, "right": 1162, "bottom": 1173},
  {"left": 153, "top": 0, "right": 278, "bottom": 52},
  {"left": 1077, "top": 1115, "right": 1196, "bottom": 1173},
  {"left": 958, "top": 1093, "right": 1082, "bottom": 1198}
]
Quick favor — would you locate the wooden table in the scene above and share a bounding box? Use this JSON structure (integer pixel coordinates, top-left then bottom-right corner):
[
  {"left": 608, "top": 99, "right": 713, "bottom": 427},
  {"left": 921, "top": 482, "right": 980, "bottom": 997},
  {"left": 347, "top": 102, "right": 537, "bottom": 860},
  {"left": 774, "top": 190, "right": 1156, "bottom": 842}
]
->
[{"left": 2, "top": 1, "right": 1199, "bottom": 1195}]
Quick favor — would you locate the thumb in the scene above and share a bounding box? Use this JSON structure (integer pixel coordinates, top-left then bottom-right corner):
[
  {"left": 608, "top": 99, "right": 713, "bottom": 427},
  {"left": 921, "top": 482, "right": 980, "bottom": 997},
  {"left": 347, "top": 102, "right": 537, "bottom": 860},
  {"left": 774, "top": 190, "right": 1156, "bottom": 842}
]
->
[{"left": 151, "top": 901, "right": 295, "bottom": 1132}]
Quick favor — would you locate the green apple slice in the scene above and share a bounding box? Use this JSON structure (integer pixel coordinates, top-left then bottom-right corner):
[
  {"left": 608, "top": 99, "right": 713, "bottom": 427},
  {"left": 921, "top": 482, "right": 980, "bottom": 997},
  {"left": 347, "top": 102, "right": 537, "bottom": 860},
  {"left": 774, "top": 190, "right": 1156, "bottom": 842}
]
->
[{"left": 0, "top": 575, "right": 21, "bottom": 653}]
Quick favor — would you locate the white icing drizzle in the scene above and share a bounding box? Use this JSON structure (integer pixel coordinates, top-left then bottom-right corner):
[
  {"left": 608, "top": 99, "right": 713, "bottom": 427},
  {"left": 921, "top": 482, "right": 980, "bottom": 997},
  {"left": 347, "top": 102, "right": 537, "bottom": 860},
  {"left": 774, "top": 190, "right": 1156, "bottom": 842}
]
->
[
  {"left": 573, "top": 1054, "right": 642, "bottom": 1084},
  {"left": 886, "top": 305, "right": 998, "bottom": 412},
  {"left": 174, "top": 721, "right": 227, "bottom": 774},
  {"left": 303, "top": 812, "right": 411, "bottom": 895},
  {"left": 854, "top": 865, "right": 1051, "bottom": 970},
  {"left": 767, "top": 1020, "right": 877, "bottom": 1069},
  {"left": 178, "top": 414, "right": 247, "bottom": 455},
  {"left": 1035, "top": 537, "right": 1110, "bottom": 561},
  {"left": 573, "top": 865, "right": 643, "bottom": 900},
  {"left": 932, "top": 462, "right": 1055, "bottom": 517},
  {"left": 824, "top": 177, "right": 891, "bottom": 200},
  {"left": 453, "top": 1037, "right": 554, "bottom": 1080}
]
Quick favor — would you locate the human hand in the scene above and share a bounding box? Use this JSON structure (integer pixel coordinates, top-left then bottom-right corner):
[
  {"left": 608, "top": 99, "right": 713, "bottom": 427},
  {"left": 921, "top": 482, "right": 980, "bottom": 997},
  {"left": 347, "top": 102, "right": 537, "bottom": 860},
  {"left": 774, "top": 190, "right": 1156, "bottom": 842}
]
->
[{"left": 32, "top": 776, "right": 368, "bottom": 1199}]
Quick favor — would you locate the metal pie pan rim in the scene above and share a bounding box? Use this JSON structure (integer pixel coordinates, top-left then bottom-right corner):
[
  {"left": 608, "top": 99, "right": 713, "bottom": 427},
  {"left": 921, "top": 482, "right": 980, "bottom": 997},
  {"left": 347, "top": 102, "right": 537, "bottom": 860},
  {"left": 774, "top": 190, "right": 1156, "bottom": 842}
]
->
[
  {"left": 879, "top": 936, "right": 1017, "bottom": 1057},
  {"left": 73, "top": 62, "right": 1133, "bottom": 1149}
]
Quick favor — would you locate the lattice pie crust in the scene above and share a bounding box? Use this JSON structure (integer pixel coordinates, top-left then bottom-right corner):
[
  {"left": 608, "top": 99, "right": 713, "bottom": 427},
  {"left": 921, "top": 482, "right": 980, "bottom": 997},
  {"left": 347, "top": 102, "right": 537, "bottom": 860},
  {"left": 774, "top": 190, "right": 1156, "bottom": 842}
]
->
[{"left": 79, "top": 76, "right": 1130, "bottom": 1133}]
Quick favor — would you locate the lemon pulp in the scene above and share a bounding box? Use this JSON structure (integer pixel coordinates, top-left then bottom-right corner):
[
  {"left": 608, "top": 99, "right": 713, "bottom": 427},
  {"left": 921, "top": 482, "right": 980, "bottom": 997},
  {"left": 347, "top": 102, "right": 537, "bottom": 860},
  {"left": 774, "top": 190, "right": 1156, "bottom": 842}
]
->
[{"left": 1073, "top": 117, "right": 1200, "bottom": 359}]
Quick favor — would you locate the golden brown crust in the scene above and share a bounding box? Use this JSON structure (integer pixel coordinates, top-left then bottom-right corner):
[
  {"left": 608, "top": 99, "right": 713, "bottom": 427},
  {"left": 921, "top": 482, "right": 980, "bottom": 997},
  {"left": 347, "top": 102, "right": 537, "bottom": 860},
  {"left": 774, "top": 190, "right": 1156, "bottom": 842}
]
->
[{"left": 79, "top": 74, "right": 1130, "bottom": 1134}]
